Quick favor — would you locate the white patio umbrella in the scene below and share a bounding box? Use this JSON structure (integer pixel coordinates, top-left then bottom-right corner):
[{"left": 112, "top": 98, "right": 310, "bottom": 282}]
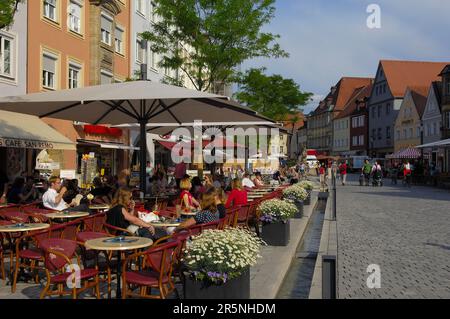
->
[{"left": 0, "top": 81, "right": 275, "bottom": 191}]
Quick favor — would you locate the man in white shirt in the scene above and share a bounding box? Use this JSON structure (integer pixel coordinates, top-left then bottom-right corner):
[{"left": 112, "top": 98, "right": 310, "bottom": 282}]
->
[
  {"left": 42, "top": 176, "right": 71, "bottom": 211},
  {"left": 242, "top": 173, "right": 255, "bottom": 189}
]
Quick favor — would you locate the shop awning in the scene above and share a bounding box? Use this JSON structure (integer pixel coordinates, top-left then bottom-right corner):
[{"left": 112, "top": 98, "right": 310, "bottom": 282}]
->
[
  {"left": 77, "top": 139, "right": 139, "bottom": 151},
  {"left": 416, "top": 138, "right": 450, "bottom": 149},
  {"left": 0, "top": 110, "right": 75, "bottom": 150},
  {"left": 386, "top": 147, "right": 421, "bottom": 159}
]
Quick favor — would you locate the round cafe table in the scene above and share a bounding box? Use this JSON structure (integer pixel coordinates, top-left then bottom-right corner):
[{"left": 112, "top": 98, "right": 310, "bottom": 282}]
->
[
  {"left": 85, "top": 236, "right": 153, "bottom": 299},
  {"left": 0, "top": 223, "right": 50, "bottom": 286},
  {"left": 89, "top": 204, "right": 110, "bottom": 211},
  {"left": 45, "top": 211, "right": 90, "bottom": 220},
  {"left": 150, "top": 221, "right": 181, "bottom": 228}
]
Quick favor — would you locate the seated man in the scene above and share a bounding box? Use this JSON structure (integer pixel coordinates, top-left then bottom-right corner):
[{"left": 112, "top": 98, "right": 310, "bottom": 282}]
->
[
  {"left": 42, "top": 176, "right": 89, "bottom": 212},
  {"left": 242, "top": 173, "right": 255, "bottom": 189}
]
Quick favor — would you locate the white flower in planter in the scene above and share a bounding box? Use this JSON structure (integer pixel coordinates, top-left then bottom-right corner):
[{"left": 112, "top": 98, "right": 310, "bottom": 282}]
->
[{"left": 259, "top": 199, "right": 298, "bottom": 223}]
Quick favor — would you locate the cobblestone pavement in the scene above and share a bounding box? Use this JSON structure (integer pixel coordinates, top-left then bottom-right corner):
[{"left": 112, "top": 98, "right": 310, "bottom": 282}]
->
[{"left": 336, "top": 174, "right": 450, "bottom": 299}]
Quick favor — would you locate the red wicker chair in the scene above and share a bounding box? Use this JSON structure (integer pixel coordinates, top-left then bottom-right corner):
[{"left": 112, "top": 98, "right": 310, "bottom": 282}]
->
[
  {"left": 82, "top": 213, "right": 106, "bottom": 233},
  {"left": 39, "top": 238, "right": 100, "bottom": 299},
  {"left": 122, "top": 240, "right": 180, "bottom": 299}
]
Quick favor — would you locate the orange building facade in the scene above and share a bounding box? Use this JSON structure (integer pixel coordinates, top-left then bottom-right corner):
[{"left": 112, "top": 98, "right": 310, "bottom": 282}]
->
[{"left": 27, "top": 0, "right": 131, "bottom": 177}]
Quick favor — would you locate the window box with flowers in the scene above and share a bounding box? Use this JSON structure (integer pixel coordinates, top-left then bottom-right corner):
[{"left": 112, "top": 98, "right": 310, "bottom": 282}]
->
[
  {"left": 258, "top": 199, "right": 297, "bottom": 246},
  {"left": 182, "top": 228, "right": 263, "bottom": 299},
  {"left": 282, "top": 185, "right": 308, "bottom": 218},
  {"left": 297, "top": 181, "right": 313, "bottom": 205}
]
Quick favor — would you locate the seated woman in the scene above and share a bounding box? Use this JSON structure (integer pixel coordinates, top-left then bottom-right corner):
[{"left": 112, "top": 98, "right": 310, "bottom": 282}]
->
[
  {"left": 190, "top": 176, "right": 205, "bottom": 200},
  {"left": 176, "top": 187, "right": 223, "bottom": 230},
  {"left": 106, "top": 187, "right": 165, "bottom": 240},
  {"left": 179, "top": 177, "right": 200, "bottom": 210},
  {"left": 225, "top": 178, "right": 248, "bottom": 209},
  {"left": 253, "top": 172, "right": 265, "bottom": 188}
]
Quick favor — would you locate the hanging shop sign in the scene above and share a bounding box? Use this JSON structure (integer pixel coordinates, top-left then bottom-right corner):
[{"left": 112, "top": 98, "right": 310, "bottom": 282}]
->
[{"left": 0, "top": 138, "right": 55, "bottom": 149}]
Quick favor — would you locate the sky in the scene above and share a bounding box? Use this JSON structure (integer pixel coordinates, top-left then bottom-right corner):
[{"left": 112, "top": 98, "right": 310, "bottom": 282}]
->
[{"left": 244, "top": 0, "right": 450, "bottom": 114}]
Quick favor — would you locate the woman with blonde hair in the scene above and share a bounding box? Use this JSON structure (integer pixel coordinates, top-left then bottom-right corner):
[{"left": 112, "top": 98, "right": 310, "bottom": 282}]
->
[
  {"left": 107, "top": 187, "right": 164, "bottom": 240},
  {"left": 179, "top": 177, "right": 200, "bottom": 210},
  {"left": 176, "top": 187, "right": 222, "bottom": 230},
  {"left": 225, "top": 178, "right": 248, "bottom": 209}
]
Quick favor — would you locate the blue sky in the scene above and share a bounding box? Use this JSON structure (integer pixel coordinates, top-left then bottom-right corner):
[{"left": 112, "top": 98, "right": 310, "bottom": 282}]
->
[{"left": 244, "top": 0, "right": 450, "bottom": 114}]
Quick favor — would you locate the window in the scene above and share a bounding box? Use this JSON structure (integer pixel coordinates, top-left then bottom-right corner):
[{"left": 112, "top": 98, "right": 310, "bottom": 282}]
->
[
  {"left": 383, "top": 84, "right": 386, "bottom": 94},
  {"left": 427, "top": 124, "right": 431, "bottom": 136},
  {"left": 44, "top": 0, "right": 57, "bottom": 21},
  {"left": 136, "top": 0, "right": 146, "bottom": 15},
  {"left": 352, "top": 136, "right": 358, "bottom": 146},
  {"left": 100, "top": 70, "right": 113, "bottom": 84},
  {"left": 136, "top": 38, "right": 147, "bottom": 63},
  {"left": 409, "top": 128, "right": 413, "bottom": 138},
  {"left": 386, "top": 126, "right": 391, "bottom": 139},
  {"left": 359, "top": 135, "right": 364, "bottom": 146},
  {"left": 396, "top": 130, "right": 400, "bottom": 140},
  {"left": 433, "top": 122, "right": 437, "bottom": 135},
  {"left": 68, "top": 62, "right": 81, "bottom": 89},
  {"left": 100, "top": 13, "right": 113, "bottom": 45},
  {"left": 42, "top": 52, "right": 57, "bottom": 89},
  {"left": 352, "top": 117, "right": 357, "bottom": 128},
  {"left": 115, "top": 26, "right": 124, "bottom": 54},
  {"left": 377, "top": 105, "right": 381, "bottom": 118},
  {"left": 386, "top": 103, "right": 391, "bottom": 115},
  {"left": 377, "top": 128, "right": 382, "bottom": 140},
  {"left": 372, "top": 129, "right": 376, "bottom": 140},
  {"left": 0, "top": 34, "right": 13, "bottom": 78},
  {"left": 359, "top": 115, "right": 364, "bottom": 127},
  {"left": 446, "top": 78, "right": 450, "bottom": 95},
  {"left": 372, "top": 106, "right": 376, "bottom": 118},
  {"left": 68, "top": 1, "right": 82, "bottom": 34},
  {"left": 403, "top": 129, "right": 407, "bottom": 139}
]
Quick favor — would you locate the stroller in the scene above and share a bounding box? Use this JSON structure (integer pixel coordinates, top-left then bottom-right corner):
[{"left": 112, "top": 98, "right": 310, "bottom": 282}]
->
[{"left": 372, "top": 170, "right": 383, "bottom": 187}]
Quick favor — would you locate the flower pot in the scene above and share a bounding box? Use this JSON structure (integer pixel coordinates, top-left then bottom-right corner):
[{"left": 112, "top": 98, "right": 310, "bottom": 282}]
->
[
  {"left": 183, "top": 268, "right": 250, "bottom": 299},
  {"left": 261, "top": 219, "right": 290, "bottom": 246},
  {"left": 304, "top": 192, "right": 311, "bottom": 205},
  {"left": 294, "top": 201, "right": 303, "bottom": 218}
]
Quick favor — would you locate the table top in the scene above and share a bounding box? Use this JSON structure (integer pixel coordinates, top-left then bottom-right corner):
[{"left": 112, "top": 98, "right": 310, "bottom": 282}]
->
[
  {"left": 45, "top": 211, "right": 90, "bottom": 219},
  {"left": 0, "top": 223, "right": 50, "bottom": 233},
  {"left": 85, "top": 236, "right": 153, "bottom": 251},
  {"left": 150, "top": 221, "right": 181, "bottom": 228},
  {"left": 89, "top": 205, "right": 110, "bottom": 210},
  {"left": 180, "top": 211, "right": 197, "bottom": 216}
]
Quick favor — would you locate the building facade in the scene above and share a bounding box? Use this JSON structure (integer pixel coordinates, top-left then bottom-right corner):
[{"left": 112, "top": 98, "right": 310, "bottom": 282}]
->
[
  {"left": 308, "top": 77, "right": 373, "bottom": 155},
  {"left": 393, "top": 87, "right": 427, "bottom": 153},
  {"left": 422, "top": 82, "right": 442, "bottom": 145},
  {"left": 368, "top": 60, "right": 449, "bottom": 158},
  {"left": 27, "top": 0, "right": 131, "bottom": 177},
  {"left": 350, "top": 96, "right": 370, "bottom": 156}
]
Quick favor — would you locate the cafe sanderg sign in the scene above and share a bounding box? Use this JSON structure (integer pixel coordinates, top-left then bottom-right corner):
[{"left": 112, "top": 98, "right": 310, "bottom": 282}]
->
[{"left": 0, "top": 138, "right": 55, "bottom": 149}]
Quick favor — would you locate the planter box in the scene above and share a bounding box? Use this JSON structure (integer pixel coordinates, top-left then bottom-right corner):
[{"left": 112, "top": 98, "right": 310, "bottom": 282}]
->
[
  {"left": 304, "top": 192, "right": 311, "bottom": 205},
  {"left": 293, "top": 201, "right": 304, "bottom": 218},
  {"left": 183, "top": 268, "right": 250, "bottom": 299},
  {"left": 261, "top": 219, "right": 290, "bottom": 246}
]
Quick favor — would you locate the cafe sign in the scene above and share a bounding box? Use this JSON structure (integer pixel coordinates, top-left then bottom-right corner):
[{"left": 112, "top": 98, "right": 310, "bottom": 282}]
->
[{"left": 0, "top": 138, "right": 55, "bottom": 149}]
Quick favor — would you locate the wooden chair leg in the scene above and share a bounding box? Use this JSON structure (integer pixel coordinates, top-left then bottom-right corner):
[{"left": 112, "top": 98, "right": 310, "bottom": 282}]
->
[
  {"left": 95, "top": 276, "right": 101, "bottom": 299},
  {"left": 11, "top": 257, "right": 21, "bottom": 293},
  {"left": 0, "top": 251, "right": 5, "bottom": 280}
]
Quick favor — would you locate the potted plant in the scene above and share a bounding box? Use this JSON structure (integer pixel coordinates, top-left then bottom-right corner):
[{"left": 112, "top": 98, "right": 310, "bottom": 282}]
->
[
  {"left": 298, "top": 181, "right": 313, "bottom": 205},
  {"left": 183, "top": 228, "right": 263, "bottom": 299},
  {"left": 282, "top": 185, "right": 308, "bottom": 218},
  {"left": 259, "top": 199, "right": 298, "bottom": 246}
]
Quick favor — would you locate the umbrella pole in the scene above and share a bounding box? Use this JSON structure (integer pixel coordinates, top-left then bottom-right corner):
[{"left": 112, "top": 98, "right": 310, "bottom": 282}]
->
[{"left": 140, "top": 119, "right": 147, "bottom": 195}]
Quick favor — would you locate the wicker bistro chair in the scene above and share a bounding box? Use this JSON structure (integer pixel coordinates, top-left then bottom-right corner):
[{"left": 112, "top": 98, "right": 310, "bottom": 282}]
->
[
  {"left": 122, "top": 240, "right": 180, "bottom": 299},
  {"left": 236, "top": 204, "right": 252, "bottom": 229},
  {"left": 39, "top": 238, "right": 100, "bottom": 299},
  {"left": 82, "top": 213, "right": 106, "bottom": 233},
  {"left": 77, "top": 231, "right": 114, "bottom": 298},
  {"left": 11, "top": 222, "right": 78, "bottom": 293},
  {"left": 0, "top": 220, "right": 14, "bottom": 280}
]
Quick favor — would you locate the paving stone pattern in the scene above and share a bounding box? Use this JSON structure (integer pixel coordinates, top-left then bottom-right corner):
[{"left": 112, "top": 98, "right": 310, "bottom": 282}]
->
[{"left": 336, "top": 175, "right": 450, "bottom": 299}]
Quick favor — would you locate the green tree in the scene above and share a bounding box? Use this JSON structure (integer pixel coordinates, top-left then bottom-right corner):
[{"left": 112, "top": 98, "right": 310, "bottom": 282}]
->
[
  {"left": 234, "top": 68, "right": 313, "bottom": 121},
  {"left": 141, "top": 0, "right": 287, "bottom": 92},
  {"left": 0, "top": 0, "right": 22, "bottom": 29}
]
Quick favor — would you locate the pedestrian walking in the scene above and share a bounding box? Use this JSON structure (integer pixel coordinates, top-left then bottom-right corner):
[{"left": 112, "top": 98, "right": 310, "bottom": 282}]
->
[
  {"left": 371, "top": 161, "right": 383, "bottom": 187},
  {"left": 339, "top": 161, "right": 348, "bottom": 186},
  {"left": 402, "top": 161, "right": 412, "bottom": 188},
  {"left": 362, "top": 159, "right": 372, "bottom": 186},
  {"left": 319, "top": 163, "right": 327, "bottom": 191}
]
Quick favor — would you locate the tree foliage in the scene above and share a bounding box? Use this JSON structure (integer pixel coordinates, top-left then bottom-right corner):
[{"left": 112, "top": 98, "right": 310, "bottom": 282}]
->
[
  {"left": 141, "top": 0, "right": 288, "bottom": 92},
  {"left": 0, "top": 0, "right": 22, "bottom": 29},
  {"left": 234, "top": 68, "right": 313, "bottom": 121}
]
